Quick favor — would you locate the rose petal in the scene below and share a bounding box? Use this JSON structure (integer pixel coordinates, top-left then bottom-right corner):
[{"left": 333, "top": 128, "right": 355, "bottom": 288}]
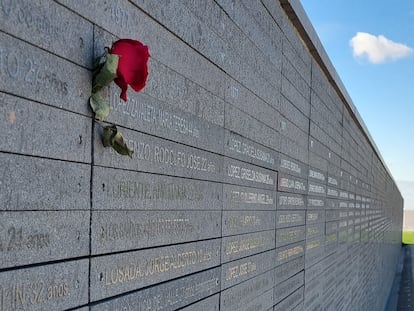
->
[
  {"left": 110, "top": 39, "right": 150, "bottom": 101},
  {"left": 114, "top": 77, "right": 128, "bottom": 101}
]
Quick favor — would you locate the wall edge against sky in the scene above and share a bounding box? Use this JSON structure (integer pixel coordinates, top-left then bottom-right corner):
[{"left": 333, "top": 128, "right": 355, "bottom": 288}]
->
[{"left": 279, "top": 0, "right": 398, "bottom": 188}]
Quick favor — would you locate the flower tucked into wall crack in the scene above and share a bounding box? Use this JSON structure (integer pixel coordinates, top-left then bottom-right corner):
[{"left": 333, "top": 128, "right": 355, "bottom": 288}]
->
[{"left": 89, "top": 39, "right": 150, "bottom": 157}]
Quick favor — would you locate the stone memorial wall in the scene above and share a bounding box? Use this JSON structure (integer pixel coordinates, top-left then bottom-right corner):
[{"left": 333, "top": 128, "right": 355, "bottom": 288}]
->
[{"left": 0, "top": 0, "right": 403, "bottom": 310}]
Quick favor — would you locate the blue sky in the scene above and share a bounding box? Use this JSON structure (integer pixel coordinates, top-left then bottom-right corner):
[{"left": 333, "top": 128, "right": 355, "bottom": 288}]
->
[{"left": 300, "top": 0, "right": 414, "bottom": 209}]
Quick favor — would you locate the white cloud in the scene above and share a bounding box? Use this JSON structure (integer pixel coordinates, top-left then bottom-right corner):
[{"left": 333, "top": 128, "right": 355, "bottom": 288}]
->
[{"left": 350, "top": 32, "right": 413, "bottom": 63}]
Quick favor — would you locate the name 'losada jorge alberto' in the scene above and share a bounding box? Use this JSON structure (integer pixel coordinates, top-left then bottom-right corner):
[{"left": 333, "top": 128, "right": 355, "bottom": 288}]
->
[{"left": 103, "top": 249, "right": 212, "bottom": 286}]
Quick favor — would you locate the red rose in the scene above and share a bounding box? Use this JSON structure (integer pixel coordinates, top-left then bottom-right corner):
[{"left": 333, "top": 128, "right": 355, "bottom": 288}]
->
[{"left": 110, "top": 39, "right": 150, "bottom": 101}]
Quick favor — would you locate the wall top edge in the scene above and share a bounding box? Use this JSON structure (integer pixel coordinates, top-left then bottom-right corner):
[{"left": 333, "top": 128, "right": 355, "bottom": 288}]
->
[{"left": 280, "top": 0, "right": 398, "bottom": 188}]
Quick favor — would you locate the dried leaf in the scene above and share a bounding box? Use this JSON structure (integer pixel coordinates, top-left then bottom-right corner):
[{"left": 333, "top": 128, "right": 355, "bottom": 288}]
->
[
  {"left": 102, "top": 124, "right": 116, "bottom": 148},
  {"left": 103, "top": 125, "right": 134, "bottom": 158}
]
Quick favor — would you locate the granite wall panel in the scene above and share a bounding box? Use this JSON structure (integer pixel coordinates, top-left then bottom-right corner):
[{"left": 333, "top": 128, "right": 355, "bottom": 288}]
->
[
  {"left": 0, "top": 153, "right": 90, "bottom": 211},
  {"left": 0, "top": 0, "right": 93, "bottom": 67},
  {"left": 90, "top": 268, "right": 220, "bottom": 311},
  {"left": 0, "top": 33, "right": 91, "bottom": 115},
  {"left": 221, "top": 271, "right": 274, "bottom": 311},
  {"left": 0, "top": 92, "right": 91, "bottom": 162}
]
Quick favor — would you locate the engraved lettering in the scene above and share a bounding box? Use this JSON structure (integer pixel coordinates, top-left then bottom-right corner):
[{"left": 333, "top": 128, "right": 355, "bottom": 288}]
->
[
  {"left": 339, "top": 191, "right": 349, "bottom": 199},
  {"left": 280, "top": 159, "right": 301, "bottom": 174},
  {"left": 47, "top": 283, "right": 69, "bottom": 301},
  {"left": 230, "top": 86, "right": 238, "bottom": 98},
  {"left": 228, "top": 165, "right": 240, "bottom": 178},
  {"left": 226, "top": 261, "right": 257, "bottom": 281},
  {"left": 15, "top": 284, "right": 25, "bottom": 308},
  {"left": 228, "top": 215, "right": 261, "bottom": 229},
  {"left": 280, "top": 177, "right": 306, "bottom": 191},
  {"left": 339, "top": 202, "right": 348, "bottom": 208},
  {"left": 308, "top": 198, "right": 324, "bottom": 207},
  {"left": 6, "top": 51, "right": 19, "bottom": 78},
  {"left": 0, "top": 0, "right": 13, "bottom": 16},
  {"left": 278, "top": 228, "right": 304, "bottom": 242},
  {"left": 99, "top": 218, "right": 194, "bottom": 242},
  {"left": 2, "top": 226, "right": 50, "bottom": 253},
  {"left": 226, "top": 236, "right": 267, "bottom": 255},
  {"left": 113, "top": 140, "right": 217, "bottom": 173},
  {"left": 30, "top": 282, "right": 44, "bottom": 305},
  {"left": 0, "top": 280, "right": 70, "bottom": 310},
  {"left": 0, "top": 48, "right": 67, "bottom": 96},
  {"left": 277, "top": 245, "right": 304, "bottom": 261},
  {"left": 228, "top": 137, "right": 275, "bottom": 165},
  {"left": 134, "top": 276, "right": 218, "bottom": 310},
  {"left": 307, "top": 213, "right": 319, "bottom": 222},
  {"left": 277, "top": 213, "right": 304, "bottom": 225},
  {"left": 309, "top": 169, "right": 325, "bottom": 181},
  {"left": 339, "top": 221, "right": 347, "bottom": 228},
  {"left": 325, "top": 233, "right": 337, "bottom": 243},
  {"left": 103, "top": 249, "right": 212, "bottom": 286},
  {"left": 136, "top": 143, "right": 150, "bottom": 161},
  {"left": 110, "top": 181, "right": 204, "bottom": 202},
  {"left": 24, "top": 58, "right": 34, "bottom": 82},
  {"left": 306, "top": 240, "right": 321, "bottom": 250},
  {"left": 230, "top": 190, "right": 273, "bottom": 205},
  {"left": 308, "top": 184, "right": 325, "bottom": 194},
  {"left": 228, "top": 165, "right": 274, "bottom": 185},
  {"left": 111, "top": 95, "right": 201, "bottom": 139},
  {"left": 328, "top": 177, "right": 338, "bottom": 186},
  {"left": 327, "top": 188, "right": 338, "bottom": 197},
  {"left": 279, "top": 195, "right": 305, "bottom": 207},
  {"left": 111, "top": 4, "right": 129, "bottom": 28},
  {"left": 307, "top": 227, "right": 320, "bottom": 236},
  {"left": 7, "top": 227, "right": 21, "bottom": 251}
]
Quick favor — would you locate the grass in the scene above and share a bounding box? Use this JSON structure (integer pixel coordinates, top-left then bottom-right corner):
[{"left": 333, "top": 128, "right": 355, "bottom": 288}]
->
[{"left": 403, "top": 231, "right": 414, "bottom": 244}]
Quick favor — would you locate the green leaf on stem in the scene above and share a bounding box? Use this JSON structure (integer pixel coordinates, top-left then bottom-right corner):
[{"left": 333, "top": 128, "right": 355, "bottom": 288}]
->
[
  {"left": 103, "top": 124, "right": 134, "bottom": 158},
  {"left": 92, "top": 53, "right": 119, "bottom": 93},
  {"left": 89, "top": 92, "right": 110, "bottom": 121}
]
